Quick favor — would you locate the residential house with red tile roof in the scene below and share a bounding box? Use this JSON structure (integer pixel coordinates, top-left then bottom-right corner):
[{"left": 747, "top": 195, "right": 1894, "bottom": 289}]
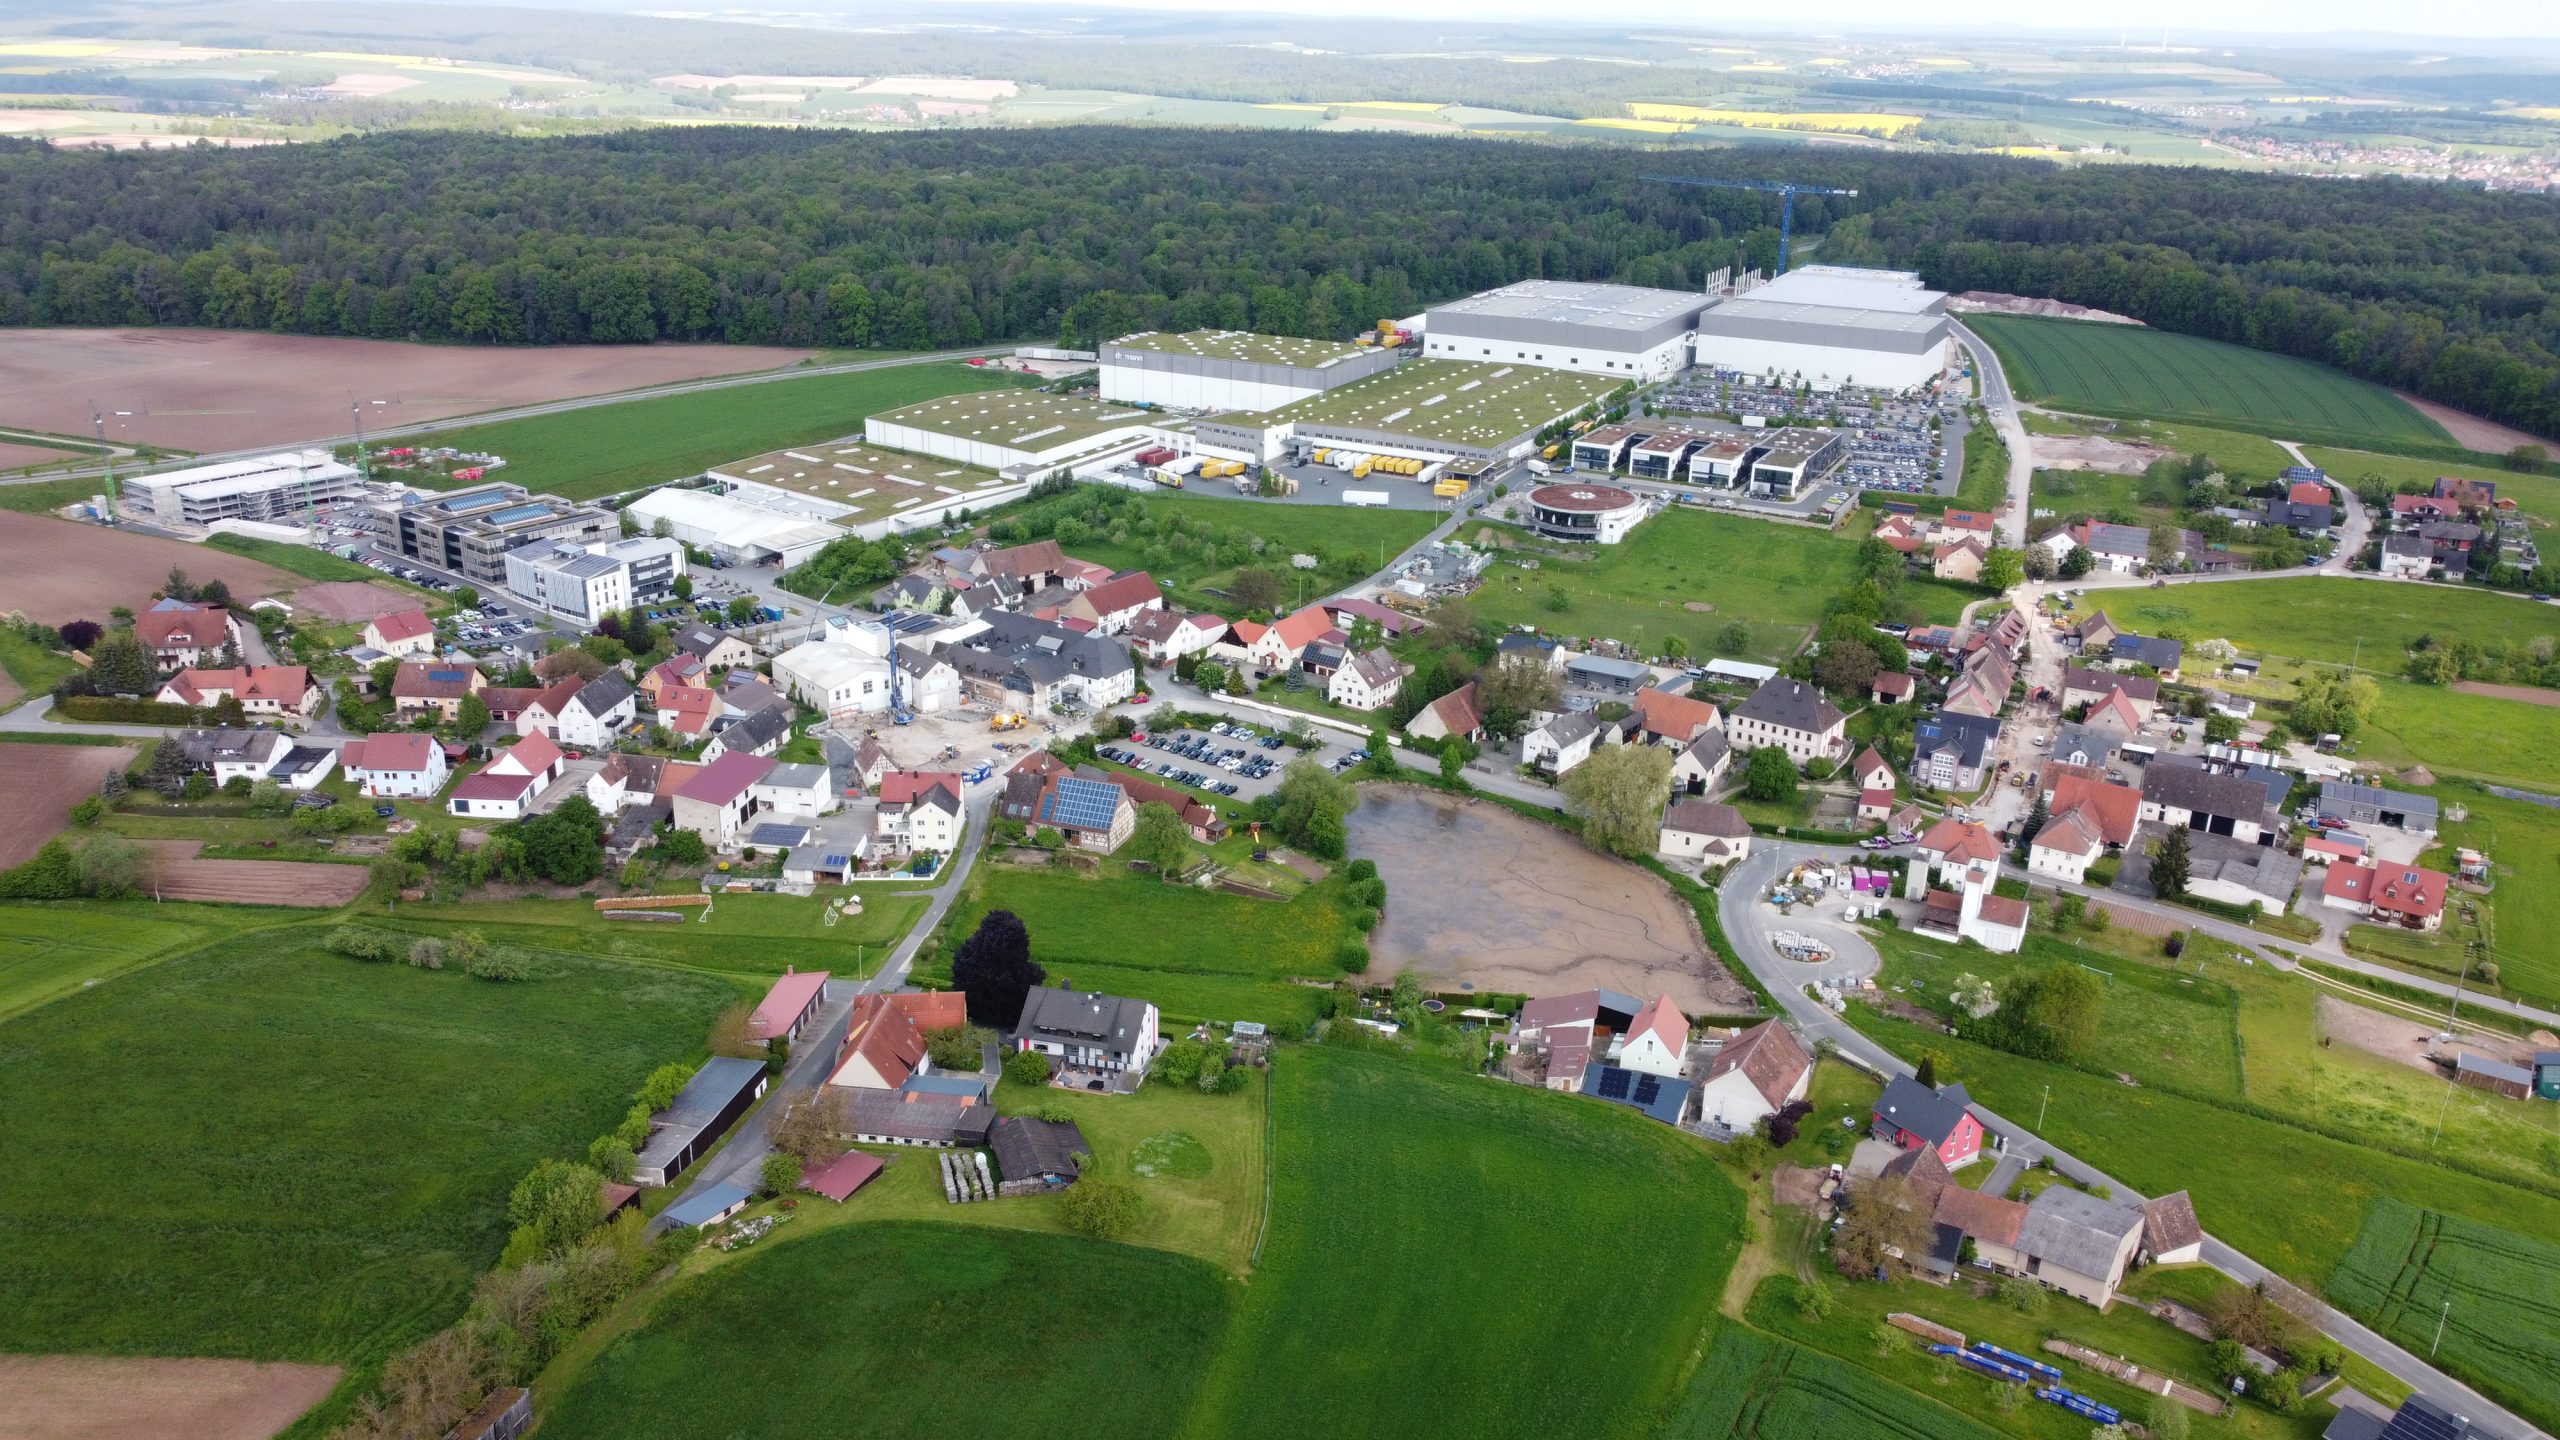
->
[
  {"left": 341, "top": 733, "right": 449, "bottom": 798},
  {"left": 2029, "top": 772, "right": 2144, "bottom": 884},
  {"left": 2323, "top": 860, "right": 2450, "bottom": 931},
  {"left": 1061, "top": 571, "right": 1164, "bottom": 635},
  {"left": 1848, "top": 747, "right": 1895, "bottom": 793},
  {"left": 135, "top": 600, "right": 240, "bottom": 668},
  {"left": 390, "top": 661, "right": 486, "bottom": 723},
  {"left": 875, "top": 770, "right": 964, "bottom": 853},
  {"left": 362, "top": 609, "right": 437, "bottom": 657},
  {"left": 1939, "top": 509, "right": 1997, "bottom": 536},
  {"left": 1236, "top": 604, "right": 1336, "bottom": 674},
  {"left": 1692, "top": 1018, "right": 1812, "bottom": 1132},
  {"left": 1870, "top": 671, "right": 1915, "bottom": 705},
  {"left": 750, "top": 969, "right": 831, "bottom": 1043},
  {"left": 1617, "top": 994, "right": 1690, "bottom": 1079},
  {"left": 828, "top": 990, "right": 969, "bottom": 1090},
  {"left": 1408, "top": 680, "right": 1485, "bottom": 743},
  {"left": 513, "top": 676, "right": 585, "bottom": 739},
  {"left": 656, "top": 683, "right": 721, "bottom": 738},
  {"left": 156, "top": 665, "right": 321, "bottom": 718},
  {"left": 1626, "top": 687, "right": 1723, "bottom": 747}
]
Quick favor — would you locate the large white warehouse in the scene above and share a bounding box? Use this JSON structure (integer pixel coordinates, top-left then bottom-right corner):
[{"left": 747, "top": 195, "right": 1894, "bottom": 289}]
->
[
  {"left": 126, "top": 450, "right": 363, "bottom": 527},
  {"left": 623, "top": 484, "right": 844, "bottom": 571},
  {"left": 864, "top": 390, "right": 1168, "bottom": 471},
  {"left": 1691, "top": 266, "right": 1953, "bottom": 391},
  {"left": 1420, "top": 281, "right": 1707, "bottom": 382},
  {"left": 1099, "top": 330, "right": 1401, "bottom": 412}
]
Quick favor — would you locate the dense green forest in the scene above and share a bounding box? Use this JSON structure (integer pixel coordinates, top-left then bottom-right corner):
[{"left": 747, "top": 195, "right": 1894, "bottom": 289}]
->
[{"left": 3, "top": 127, "right": 2558, "bottom": 436}]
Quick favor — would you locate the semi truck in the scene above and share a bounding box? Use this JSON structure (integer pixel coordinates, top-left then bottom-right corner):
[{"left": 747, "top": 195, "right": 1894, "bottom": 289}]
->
[{"left": 1343, "top": 490, "right": 1390, "bottom": 507}]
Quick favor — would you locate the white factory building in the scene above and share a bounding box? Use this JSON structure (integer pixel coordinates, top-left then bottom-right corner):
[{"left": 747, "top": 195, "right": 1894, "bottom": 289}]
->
[
  {"left": 1420, "top": 281, "right": 1705, "bottom": 382},
  {"left": 1099, "top": 330, "right": 1402, "bottom": 412},
  {"left": 1690, "top": 266, "right": 1953, "bottom": 392},
  {"left": 770, "top": 618, "right": 901, "bottom": 718},
  {"left": 126, "top": 450, "right": 364, "bottom": 528},
  {"left": 623, "top": 483, "right": 845, "bottom": 571},
  {"left": 503, "top": 536, "right": 686, "bottom": 622}
]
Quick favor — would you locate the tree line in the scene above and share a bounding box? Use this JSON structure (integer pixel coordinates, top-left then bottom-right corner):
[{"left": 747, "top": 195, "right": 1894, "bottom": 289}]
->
[{"left": 5, "top": 127, "right": 2558, "bottom": 437}]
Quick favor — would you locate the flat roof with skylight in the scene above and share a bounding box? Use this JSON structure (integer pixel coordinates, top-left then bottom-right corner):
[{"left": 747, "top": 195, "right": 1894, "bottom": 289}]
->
[
  {"left": 1107, "top": 330, "right": 1375, "bottom": 370},
  {"left": 868, "top": 390, "right": 1154, "bottom": 452},
  {"left": 709, "top": 439, "right": 1009, "bottom": 527},
  {"left": 1230, "top": 358, "right": 1616, "bottom": 452}
]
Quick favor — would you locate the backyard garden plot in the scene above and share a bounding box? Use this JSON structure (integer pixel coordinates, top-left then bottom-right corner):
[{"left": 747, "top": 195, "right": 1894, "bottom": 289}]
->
[
  {"left": 0, "top": 925, "right": 730, "bottom": 1366},
  {"left": 1971, "top": 314, "right": 2446, "bottom": 449},
  {"left": 922, "top": 865, "right": 1357, "bottom": 1026},
  {"left": 710, "top": 439, "right": 1008, "bottom": 526},
  {"left": 1184, "top": 1045, "right": 1740, "bottom": 1439},
  {"left": 1668, "top": 1323, "right": 2002, "bottom": 1440},
  {"left": 535, "top": 1223, "right": 1233, "bottom": 1440},
  {"left": 2329, "top": 1201, "right": 2560, "bottom": 1435},
  {"left": 428, "top": 361, "right": 1019, "bottom": 500},
  {"left": 1468, "top": 510, "right": 1974, "bottom": 662}
]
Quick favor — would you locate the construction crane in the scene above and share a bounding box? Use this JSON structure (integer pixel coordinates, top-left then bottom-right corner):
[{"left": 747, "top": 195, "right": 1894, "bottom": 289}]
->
[{"left": 1640, "top": 174, "right": 1858, "bottom": 277}]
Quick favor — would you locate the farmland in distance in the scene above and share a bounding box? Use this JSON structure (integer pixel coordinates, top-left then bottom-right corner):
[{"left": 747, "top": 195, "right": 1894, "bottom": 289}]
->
[
  {"left": 1970, "top": 315, "right": 2448, "bottom": 450},
  {"left": 2328, "top": 1200, "right": 2560, "bottom": 1435}
]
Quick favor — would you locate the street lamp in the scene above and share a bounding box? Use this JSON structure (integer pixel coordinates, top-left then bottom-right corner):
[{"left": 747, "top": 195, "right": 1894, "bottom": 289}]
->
[{"left": 2037, "top": 1082, "right": 2051, "bottom": 1130}]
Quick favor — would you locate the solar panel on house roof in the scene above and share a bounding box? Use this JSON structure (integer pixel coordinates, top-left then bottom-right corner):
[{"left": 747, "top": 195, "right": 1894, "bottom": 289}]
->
[
  {"left": 1633, "top": 1072, "right": 1663, "bottom": 1106},
  {"left": 1044, "top": 777, "right": 1123, "bottom": 832},
  {"left": 1595, "top": 1069, "right": 1633, "bottom": 1101}
]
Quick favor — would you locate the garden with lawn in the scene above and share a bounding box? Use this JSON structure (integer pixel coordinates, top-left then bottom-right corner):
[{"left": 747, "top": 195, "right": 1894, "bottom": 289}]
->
[
  {"left": 1465, "top": 509, "right": 1976, "bottom": 663},
  {"left": 0, "top": 922, "right": 730, "bottom": 1368}
]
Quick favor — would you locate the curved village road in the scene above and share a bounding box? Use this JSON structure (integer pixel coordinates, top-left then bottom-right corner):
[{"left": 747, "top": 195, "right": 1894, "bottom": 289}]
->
[
  {"left": 1713, "top": 839, "right": 2550, "bottom": 1439},
  {"left": 1948, "top": 321, "right": 2036, "bottom": 550}
]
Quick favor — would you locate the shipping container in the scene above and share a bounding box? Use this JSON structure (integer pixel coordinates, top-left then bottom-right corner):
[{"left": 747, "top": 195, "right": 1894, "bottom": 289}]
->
[
  {"left": 1433, "top": 478, "right": 1468, "bottom": 498},
  {"left": 1344, "top": 489, "right": 1390, "bottom": 508},
  {"left": 1134, "top": 446, "right": 1177, "bottom": 468}
]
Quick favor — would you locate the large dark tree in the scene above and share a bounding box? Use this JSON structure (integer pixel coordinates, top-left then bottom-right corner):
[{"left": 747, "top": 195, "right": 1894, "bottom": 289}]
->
[{"left": 951, "top": 909, "right": 1045, "bottom": 1031}]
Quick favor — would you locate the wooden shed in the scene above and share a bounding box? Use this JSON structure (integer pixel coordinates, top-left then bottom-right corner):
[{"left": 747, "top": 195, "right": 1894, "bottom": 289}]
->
[{"left": 2453, "top": 1051, "right": 2532, "bottom": 1102}]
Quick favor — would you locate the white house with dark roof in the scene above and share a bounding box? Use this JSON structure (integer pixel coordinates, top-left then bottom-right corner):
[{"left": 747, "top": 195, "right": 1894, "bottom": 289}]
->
[
  {"left": 1660, "top": 798, "right": 1751, "bottom": 865},
  {"left": 1015, "top": 988, "right": 1161, "bottom": 1080},
  {"left": 1522, "top": 709, "right": 1603, "bottom": 775},
  {"left": 1328, "top": 649, "right": 1408, "bottom": 712},
  {"left": 1727, "top": 677, "right": 1847, "bottom": 765},
  {"left": 557, "top": 672, "right": 636, "bottom": 749},
  {"left": 1672, "top": 729, "right": 1732, "bottom": 796},
  {"left": 750, "top": 762, "right": 837, "bottom": 821}
]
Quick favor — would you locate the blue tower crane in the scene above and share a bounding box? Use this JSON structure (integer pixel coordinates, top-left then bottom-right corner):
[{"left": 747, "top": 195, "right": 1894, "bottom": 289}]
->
[{"left": 1640, "top": 174, "right": 1859, "bottom": 277}]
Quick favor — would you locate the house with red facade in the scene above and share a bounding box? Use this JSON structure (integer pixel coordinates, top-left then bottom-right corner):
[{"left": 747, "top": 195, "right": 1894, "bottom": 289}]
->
[{"left": 1872, "top": 1074, "right": 1986, "bottom": 1169}]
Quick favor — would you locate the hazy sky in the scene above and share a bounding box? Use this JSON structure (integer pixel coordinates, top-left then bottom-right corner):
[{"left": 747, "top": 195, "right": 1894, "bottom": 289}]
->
[{"left": 1036, "top": 0, "right": 2560, "bottom": 42}]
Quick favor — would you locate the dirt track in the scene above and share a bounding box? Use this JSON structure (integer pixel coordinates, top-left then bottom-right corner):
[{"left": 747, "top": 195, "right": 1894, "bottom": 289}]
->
[
  {"left": 291, "top": 580, "right": 418, "bottom": 624},
  {"left": 0, "top": 512, "right": 300, "bottom": 626},
  {"left": 0, "top": 1354, "right": 340, "bottom": 1440},
  {"left": 139, "top": 840, "right": 370, "bottom": 907},
  {"left": 1345, "top": 787, "right": 1754, "bottom": 1012},
  {"left": 0, "top": 329, "right": 815, "bottom": 455},
  {"left": 0, "top": 743, "right": 135, "bottom": 869},
  {"left": 2453, "top": 680, "right": 2560, "bottom": 708}
]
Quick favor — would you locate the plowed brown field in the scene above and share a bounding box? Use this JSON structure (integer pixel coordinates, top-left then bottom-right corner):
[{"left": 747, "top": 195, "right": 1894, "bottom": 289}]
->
[
  {"left": 0, "top": 742, "right": 134, "bottom": 868},
  {"left": 0, "top": 512, "right": 299, "bottom": 625},
  {"left": 139, "top": 839, "right": 368, "bottom": 906}
]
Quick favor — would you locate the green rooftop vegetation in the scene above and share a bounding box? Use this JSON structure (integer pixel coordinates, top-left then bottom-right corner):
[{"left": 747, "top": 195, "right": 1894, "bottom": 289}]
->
[{"left": 1233, "top": 358, "right": 1615, "bottom": 450}]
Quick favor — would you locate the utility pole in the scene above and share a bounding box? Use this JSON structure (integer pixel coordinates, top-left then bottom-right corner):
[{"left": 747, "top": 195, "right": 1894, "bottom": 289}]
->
[
  {"left": 2038, "top": 1083, "right": 2051, "bottom": 1130},
  {"left": 2432, "top": 1299, "right": 2451, "bottom": 1358}
]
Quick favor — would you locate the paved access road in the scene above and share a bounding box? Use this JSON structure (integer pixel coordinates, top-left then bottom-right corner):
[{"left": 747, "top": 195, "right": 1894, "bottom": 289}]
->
[
  {"left": 1711, "top": 838, "right": 2548, "bottom": 1439},
  {"left": 1950, "top": 322, "right": 2036, "bottom": 549}
]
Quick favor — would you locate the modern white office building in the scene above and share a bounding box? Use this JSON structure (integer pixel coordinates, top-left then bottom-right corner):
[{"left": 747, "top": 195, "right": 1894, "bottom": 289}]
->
[
  {"left": 503, "top": 536, "right": 686, "bottom": 622},
  {"left": 126, "top": 450, "right": 364, "bottom": 527}
]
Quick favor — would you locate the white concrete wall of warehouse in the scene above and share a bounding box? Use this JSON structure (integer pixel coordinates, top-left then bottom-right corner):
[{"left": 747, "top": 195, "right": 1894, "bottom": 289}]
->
[
  {"left": 1419, "top": 331, "right": 1688, "bottom": 381},
  {"left": 861, "top": 417, "right": 1165, "bottom": 471},
  {"left": 1099, "top": 366, "right": 1318, "bottom": 414},
  {"left": 1689, "top": 336, "right": 1948, "bottom": 392}
]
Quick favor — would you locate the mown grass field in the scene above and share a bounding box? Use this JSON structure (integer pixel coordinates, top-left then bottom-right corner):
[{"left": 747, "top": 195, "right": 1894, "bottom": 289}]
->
[
  {"left": 924, "top": 862, "right": 1355, "bottom": 1027},
  {"left": 2301, "top": 445, "right": 2560, "bottom": 528},
  {"left": 2116, "top": 578, "right": 2560, "bottom": 670},
  {"left": 1185, "top": 1044, "right": 1740, "bottom": 1439},
  {"left": 2358, "top": 680, "right": 2560, "bottom": 792},
  {"left": 425, "top": 362, "right": 1032, "bottom": 500},
  {"left": 1668, "top": 1323, "right": 2004, "bottom": 1440},
  {"left": 536, "top": 1223, "right": 1235, "bottom": 1440},
  {"left": 2426, "top": 785, "right": 2560, "bottom": 1012},
  {"left": 0, "top": 902, "right": 269, "bottom": 1021},
  {"left": 1467, "top": 510, "right": 1975, "bottom": 662},
  {"left": 1972, "top": 315, "right": 2447, "bottom": 450},
  {"left": 0, "top": 923, "right": 729, "bottom": 1365},
  {"left": 2329, "top": 1201, "right": 2560, "bottom": 1436},
  {"left": 378, "top": 892, "right": 927, "bottom": 981},
  {"left": 1839, "top": 1006, "right": 2560, "bottom": 1285},
  {"left": 201, "top": 531, "right": 383, "bottom": 583}
]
